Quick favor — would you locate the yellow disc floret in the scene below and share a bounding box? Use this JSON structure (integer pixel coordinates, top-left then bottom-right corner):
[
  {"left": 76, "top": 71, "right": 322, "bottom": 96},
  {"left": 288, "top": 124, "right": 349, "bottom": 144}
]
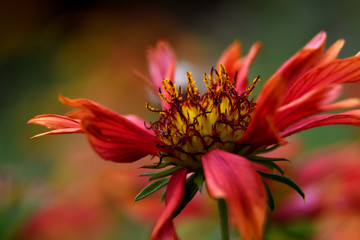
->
[{"left": 148, "top": 65, "right": 259, "bottom": 170}]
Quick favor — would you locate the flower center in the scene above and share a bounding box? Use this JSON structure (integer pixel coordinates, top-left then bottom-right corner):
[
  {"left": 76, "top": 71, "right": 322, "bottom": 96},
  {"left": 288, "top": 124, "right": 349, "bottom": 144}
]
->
[{"left": 148, "top": 65, "right": 258, "bottom": 170}]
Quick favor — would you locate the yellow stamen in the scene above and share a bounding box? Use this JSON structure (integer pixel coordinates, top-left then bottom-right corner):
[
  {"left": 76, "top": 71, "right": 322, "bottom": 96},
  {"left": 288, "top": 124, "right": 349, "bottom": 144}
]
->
[{"left": 149, "top": 65, "right": 258, "bottom": 170}]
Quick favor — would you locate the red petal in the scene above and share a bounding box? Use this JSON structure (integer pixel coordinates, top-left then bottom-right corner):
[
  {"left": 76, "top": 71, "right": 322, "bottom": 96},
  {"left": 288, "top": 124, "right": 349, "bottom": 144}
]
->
[
  {"left": 238, "top": 75, "right": 286, "bottom": 149},
  {"left": 275, "top": 84, "right": 342, "bottom": 130},
  {"left": 28, "top": 114, "right": 82, "bottom": 139},
  {"left": 60, "top": 96, "right": 160, "bottom": 162},
  {"left": 281, "top": 110, "right": 360, "bottom": 137},
  {"left": 151, "top": 168, "right": 187, "bottom": 240},
  {"left": 235, "top": 42, "right": 262, "bottom": 93},
  {"left": 202, "top": 149, "right": 267, "bottom": 240},
  {"left": 284, "top": 55, "right": 360, "bottom": 104},
  {"left": 317, "top": 39, "right": 345, "bottom": 65},
  {"left": 148, "top": 40, "right": 176, "bottom": 109},
  {"left": 321, "top": 98, "right": 360, "bottom": 112},
  {"left": 237, "top": 33, "right": 328, "bottom": 148},
  {"left": 124, "top": 114, "right": 154, "bottom": 134},
  {"left": 217, "top": 41, "right": 242, "bottom": 82},
  {"left": 268, "top": 31, "right": 327, "bottom": 93},
  {"left": 217, "top": 41, "right": 262, "bottom": 93},
  {"left": 30, "top": 128, "right": 83, "bottom": 139},
  {"left": 28, "top": 114, "right": 81, "bottom": 129}
]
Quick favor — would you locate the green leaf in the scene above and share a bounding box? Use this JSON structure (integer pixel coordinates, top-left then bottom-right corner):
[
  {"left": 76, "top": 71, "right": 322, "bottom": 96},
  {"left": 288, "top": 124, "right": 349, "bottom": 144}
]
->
[
  {"left": 172, "top": 172, "right": 204, "bottom": 218},
  {"left": 140, "top": 162, "right": 172, "bottom": 169},
  {"left": 139, "top": 166, "right": 183, "bottom": 181},
  {"left": 134, "top": 178, "right": 170, "bottom": 202},
  {"left": 258, "top": 171, "right": 305, "bottom": 200},
  {"left": 263, "top": 181, "right": 275, "bottom": 211}
]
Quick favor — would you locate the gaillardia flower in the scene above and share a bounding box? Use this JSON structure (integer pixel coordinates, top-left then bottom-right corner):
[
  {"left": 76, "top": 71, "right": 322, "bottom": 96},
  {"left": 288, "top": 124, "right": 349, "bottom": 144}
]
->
[{"left": 29, "top": 31, "right": 360, "bottom": 240}]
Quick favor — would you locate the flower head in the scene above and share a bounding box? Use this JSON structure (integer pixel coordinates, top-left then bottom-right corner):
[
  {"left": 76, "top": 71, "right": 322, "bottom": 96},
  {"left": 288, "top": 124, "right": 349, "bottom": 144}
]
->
[
  {"left": 28, "top": 32, "right": 360, "bottom": 240},
  {"left": 148, "top": 65, "right": 258, "bottom": 170}
]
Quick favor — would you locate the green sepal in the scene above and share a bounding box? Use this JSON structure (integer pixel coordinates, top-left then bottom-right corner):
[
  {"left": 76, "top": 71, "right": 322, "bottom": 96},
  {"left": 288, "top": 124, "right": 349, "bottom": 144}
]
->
[
  {"left": 160, "top": 189, "right": 166, "bottom": 202},
  {"left": 255, "top": 144, "right": 280, "bottom": 154},
  {"left": 139, "top": 166, "right": 183, "bottom": 181},
  {"left": 252, "top": 160, "right": 284, "bottom": 175},
  {"left": 258, "top": 171, "right": 305, "bottom": 200},
  {"left": 172, "top": 172, "right": 204, "bottom": 218},
  {"left": 134, "top": 178, "right": 170, "bottom": 202},
  {"left": 248, "top": 155, "right": 290, "bottom": 162},
  {"left": 192, "top": 171, "right": 205, "bottom": 192},
  {"left": 140, "top": 162, "right": 172, "bottom": 169},
  {"left": 263, "top": 181, "right": 275, "bottom": 211}
]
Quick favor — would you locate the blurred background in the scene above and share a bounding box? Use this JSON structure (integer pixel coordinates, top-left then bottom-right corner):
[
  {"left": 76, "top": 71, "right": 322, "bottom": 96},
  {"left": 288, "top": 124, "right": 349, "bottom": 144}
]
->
[{"left": 1, "top": 0, "right": 360, "bottom": 239}]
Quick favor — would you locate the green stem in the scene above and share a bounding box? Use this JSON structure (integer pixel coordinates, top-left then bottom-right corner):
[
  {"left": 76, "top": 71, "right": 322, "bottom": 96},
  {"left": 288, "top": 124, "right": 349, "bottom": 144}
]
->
[{"left": 217, "top": 198, "right": 230, "bottom": 240}]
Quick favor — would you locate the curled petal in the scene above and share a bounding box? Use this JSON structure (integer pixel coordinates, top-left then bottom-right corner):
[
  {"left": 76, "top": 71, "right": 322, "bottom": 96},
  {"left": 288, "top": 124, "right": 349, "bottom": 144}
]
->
[
  {"left": 276, "top": 84, "right": 342, "bottom": 130},
  {"left": 151, "top": 168, "right": 187, "bottom": 240},
  {"left": 60, "top": 96, "right": 161, "bottom": 162},
  {"left": 284, "top": 55, "right": 360, "bottom": 104},
  {"left": 28, "top": 114, "right": 81, "bottom": 129},
  {"left": 202, "top": 149, "right": 267, "bottom": 240},
  {"left": 29, "top": 128, "right": 83, "bottom": 139},
  {"left": 28, "top": 114, "right": 82, "bottom": 139},
  {"left": 281, "top": 110, "right": 360, "bottom": 137}
]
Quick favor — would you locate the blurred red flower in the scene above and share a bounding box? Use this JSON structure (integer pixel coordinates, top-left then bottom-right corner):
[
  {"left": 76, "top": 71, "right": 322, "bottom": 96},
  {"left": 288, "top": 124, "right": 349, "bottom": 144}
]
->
[{"left": 274, "top": 143, "right": 360, "bottom": 240}]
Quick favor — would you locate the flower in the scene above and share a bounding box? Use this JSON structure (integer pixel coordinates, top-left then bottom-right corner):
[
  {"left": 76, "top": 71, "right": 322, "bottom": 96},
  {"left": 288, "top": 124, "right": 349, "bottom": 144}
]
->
[
  {"left": 273, "top": 143, "right": 360, "bottom": 240},
  {"left": 28, "top": 31, "right": 360, "bottom": 240}
]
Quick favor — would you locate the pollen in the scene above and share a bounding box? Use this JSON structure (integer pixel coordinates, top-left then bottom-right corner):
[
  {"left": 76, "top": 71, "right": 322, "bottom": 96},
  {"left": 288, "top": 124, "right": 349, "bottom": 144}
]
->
[{"left": 148, "top": 65, "right": 258, "bottom": 170}]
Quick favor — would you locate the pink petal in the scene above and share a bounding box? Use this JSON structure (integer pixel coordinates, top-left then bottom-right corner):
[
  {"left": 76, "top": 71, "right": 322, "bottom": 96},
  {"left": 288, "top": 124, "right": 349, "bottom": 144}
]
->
[
  {"left": 28, "top": 114, "right": 81, "bottom": 129},
  {"left": 275, "top": 84, "right": 342, "bottom": 130},
  {"left": 235, "top": 42, "right": 263, "bottom": 93},
  {"left": 30, "top": 128, "right": 83, "bottom": 139},
  {"left": 304, "top": 31, "right": 327, "bottom": 49},
  {"left": 124, "top": 114, "right": 155, "bottom": 134},
  {"left": 284, "top": 55, "right": 360, "bottom": 104},
  {"left": 281, "top": 110, "right": 360, "bottom": 137},
  {"left": 147, "top": 40, "right": 176, "bottom": 109},
  {"left": 60, "top": 96, "right": 161, "bottom": 163},
  {"left": 28, "top": 114, "right": 82, "bottom": 139},
  {"left": 151, "top": 168, "right": 187, "bottom": 240},
  {"left": 274, "top": 186, "right": 321, "bottom": 222},
  {"left": 202, "top": 149, "right": 267, "bottom": 240},
  {"left": 321, "top": 98, "right": 360, "bottom": 112}
]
